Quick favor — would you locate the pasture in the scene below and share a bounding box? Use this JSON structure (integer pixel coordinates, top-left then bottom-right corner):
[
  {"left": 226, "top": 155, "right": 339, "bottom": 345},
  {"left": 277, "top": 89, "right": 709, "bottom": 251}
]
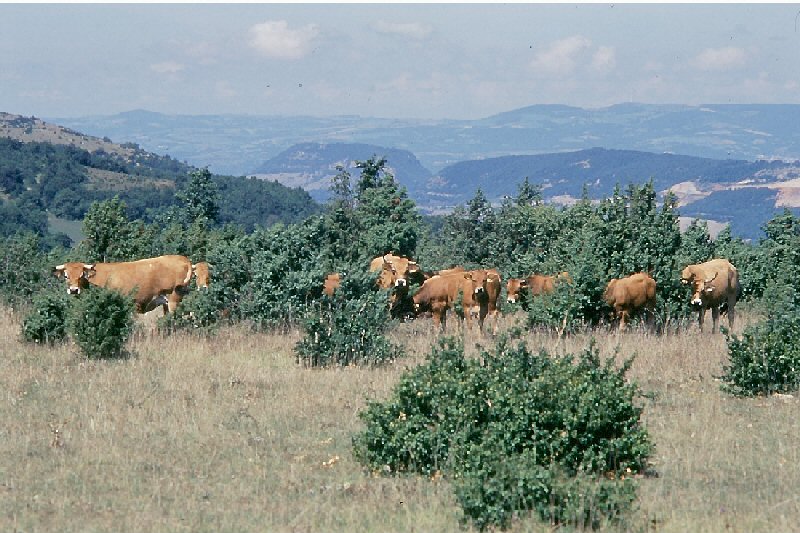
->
[{"left": 2, "top": 306, "right": 799, "bottom": 532}]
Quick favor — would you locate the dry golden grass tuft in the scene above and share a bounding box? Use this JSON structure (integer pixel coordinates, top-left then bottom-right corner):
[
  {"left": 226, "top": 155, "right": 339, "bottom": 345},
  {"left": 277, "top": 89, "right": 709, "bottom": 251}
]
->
[{"left": 2, "top": 306, "right": 799, "bottom": 532}]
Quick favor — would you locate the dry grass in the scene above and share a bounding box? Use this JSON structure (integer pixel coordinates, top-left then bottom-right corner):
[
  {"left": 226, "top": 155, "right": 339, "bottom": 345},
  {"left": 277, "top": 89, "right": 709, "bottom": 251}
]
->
[{"left": 2, "top": 306, "right": 800, "bottom": 532}]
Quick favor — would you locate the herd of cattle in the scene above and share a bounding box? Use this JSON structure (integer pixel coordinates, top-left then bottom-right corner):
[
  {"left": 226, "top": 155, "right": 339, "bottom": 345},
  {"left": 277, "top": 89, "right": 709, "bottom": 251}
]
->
[
  {"left": 51, "top": 253, "right": 740, "bottom": 334},
  {"left": 325, "top": 253, "right": 740, "bottom": 334}
]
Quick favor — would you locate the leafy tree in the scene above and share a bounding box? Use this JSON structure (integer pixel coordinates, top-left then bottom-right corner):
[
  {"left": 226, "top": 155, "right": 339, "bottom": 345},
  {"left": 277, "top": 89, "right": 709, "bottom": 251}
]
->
[
  {"left": 80, "top": 196, "right": 143, "bottom": 262},
  {"left": 176, "top": 167, "right": 220, "bottom": 224}
]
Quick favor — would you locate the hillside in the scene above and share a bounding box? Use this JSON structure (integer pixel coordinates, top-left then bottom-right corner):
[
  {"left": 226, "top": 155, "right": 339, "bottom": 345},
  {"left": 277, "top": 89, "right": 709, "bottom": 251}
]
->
[
  {"left": 51, "top": 104, "right": 800, "bottom": 178},
  {"left": 252, "top": 142, "right": 431, "bottom": 201},
  {"left": 252, "top": 144, "right": 800, "bottom": 238},
  {"left": 0, "top": 113, "right": 319, "bottom": 240}
]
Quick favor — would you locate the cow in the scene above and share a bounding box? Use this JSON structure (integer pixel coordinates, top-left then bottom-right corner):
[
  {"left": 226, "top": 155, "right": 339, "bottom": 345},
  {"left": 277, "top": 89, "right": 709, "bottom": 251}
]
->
[
  {"left": 603, "top": 272, "right": 657, "bottom": 331},
  {"left": 506, "top": 272, "right": 570, "bottom": 304},
  {"left": 368, "top": 254, "right": 424, "bottom": 289},
  {"left": 369, "top": 254, "right": 424, "bottom": 319},
  {"left": 53, "top": 255, "right": 193, "bottom": 315},
  {"left": 412, "top": 271, "right": 489, "bottom": 333},
  {"left": 467, "top": 268, "right": 502, "bottom": 334},
  {"left": 192, "top": 262, "right": 211, "bottom": 289},
  {"left": 681, "top": 258, "right": 740, "bottom": 333},
  {"left": 323, "top": 272, "right": 341, "bottom": 297}
]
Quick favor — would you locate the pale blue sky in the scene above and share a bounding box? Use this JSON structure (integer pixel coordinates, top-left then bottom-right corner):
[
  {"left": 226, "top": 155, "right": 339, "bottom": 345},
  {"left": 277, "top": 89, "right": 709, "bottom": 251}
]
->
[{"left": 2, "top": 3, "right": 800, "bottom": 119}]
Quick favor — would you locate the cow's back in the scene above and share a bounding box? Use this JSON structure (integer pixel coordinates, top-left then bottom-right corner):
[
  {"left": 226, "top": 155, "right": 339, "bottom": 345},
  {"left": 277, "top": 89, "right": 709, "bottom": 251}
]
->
[
  {"left": 704, "top": 259, "right": 738, "bottom": 306},
  {"left": 91, "top": 255, "right": 191, "bottom": 299},
  {"left": 414, "top": 272, "right": 469, "bottom": 307}
]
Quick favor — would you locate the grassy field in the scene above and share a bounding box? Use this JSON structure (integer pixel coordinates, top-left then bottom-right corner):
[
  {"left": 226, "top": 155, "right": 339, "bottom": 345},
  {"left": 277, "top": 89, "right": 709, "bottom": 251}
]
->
[{"left": 2, "top": 306, "right": 799, "bottom": 532}]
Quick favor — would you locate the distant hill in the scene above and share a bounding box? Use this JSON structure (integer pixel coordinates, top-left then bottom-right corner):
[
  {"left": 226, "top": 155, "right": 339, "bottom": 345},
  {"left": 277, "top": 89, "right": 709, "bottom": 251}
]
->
[
  {"left": 44, "top": 105, "right": 800, "bottom": 239},
  {"left": 253, "top": 143, "right": 800, "bottom": 239},
  {"left": 51, "top": 104, "right": 800, "bottom": 177},
  {"left": 252, "top": 142, "right": 431, "bottom": 201},
  {"left": 0, "top": 112, "right": 319, "bottom": 239}
]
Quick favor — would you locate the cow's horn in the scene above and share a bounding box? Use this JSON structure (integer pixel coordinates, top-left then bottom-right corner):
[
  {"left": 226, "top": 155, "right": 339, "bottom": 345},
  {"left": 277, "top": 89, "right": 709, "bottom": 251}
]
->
[
  {"left": 83, "top": 263, "right": 95, "bottom": 270},
  {"left": 54, "top": 264, "right": 65, "bottom": 271}
]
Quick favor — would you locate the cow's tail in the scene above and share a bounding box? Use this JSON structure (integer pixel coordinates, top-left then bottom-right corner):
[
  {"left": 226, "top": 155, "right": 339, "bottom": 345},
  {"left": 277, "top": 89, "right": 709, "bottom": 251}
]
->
[{"left": 182, "top": 262, "right": 193, "bottom": 286}]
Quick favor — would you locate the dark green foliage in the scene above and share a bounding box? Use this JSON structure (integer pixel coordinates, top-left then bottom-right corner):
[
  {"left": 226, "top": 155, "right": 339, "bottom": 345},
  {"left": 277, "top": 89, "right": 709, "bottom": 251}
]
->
[
  {"left": 80, "top": 196, "right": 145, "bottom": 262},
  {"left": 353, "top": 335, "right": 652, "bottom": 530},
  {"left": 240, "top": 218, "right": 328, "bottom": 330},
  {"left": 68, "top": 287, "right": 134, "bottom": 359},
  {"left": 21, "top": 288, "right": 71, "bottom": 344},
  {"left": 324, "top": 157, "right": 421, "bottom": 262},
  {"left": 0, "top": 231, "right": 61, "bottom": 308},
  {"left": 157, "top": 288, "right": 221, "bottom": 334},
  {"left": 721, "top": 286, "right": 800, "bottom": 396},
  {"left": 176, "top": 168, "right": 220, "bottom": 224},
  {"left": 295, "top": 269, "right": 401, "bottom": 367}
]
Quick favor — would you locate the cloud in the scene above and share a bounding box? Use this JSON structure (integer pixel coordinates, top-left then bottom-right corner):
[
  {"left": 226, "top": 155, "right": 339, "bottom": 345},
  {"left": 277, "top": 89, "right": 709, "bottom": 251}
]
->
[
  {"left": 530, "top": 36, "right": 592, "bottom": 75},
  {"left": 150, "top": 61, "right": 185, "bottom": 74},
  {"left": 592, "top": 46, "right": 616, "bottom": 72},
  {"left": 249, "top": 20, "right": 319, "bottom": 60},
  {"left": 375, "top": 20, "right": 432, "bottom": 40},
  {"left": 690, "top": 46, "right": 746, "bottom": 71}
]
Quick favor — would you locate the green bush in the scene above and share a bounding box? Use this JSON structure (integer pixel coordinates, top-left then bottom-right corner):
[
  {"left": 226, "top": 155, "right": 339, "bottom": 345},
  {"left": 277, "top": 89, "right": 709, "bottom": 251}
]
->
[
  {"left": 157, "top": 288, "right": 222, "bottom": 334},
  {"left": 68, "top": 287, "right": 134, "bottom": 359},
  {"left": 352, "top": 335, "right": 652, "bottom": 530},
  {"left": 721, "top": 286, "right": 800, "bottom": 396},
  {"left": 295, "top": 270, "right": 402, "bottom": 367},
  {"left": 21, "top": 288, "right": 71, "bottom": 344}
]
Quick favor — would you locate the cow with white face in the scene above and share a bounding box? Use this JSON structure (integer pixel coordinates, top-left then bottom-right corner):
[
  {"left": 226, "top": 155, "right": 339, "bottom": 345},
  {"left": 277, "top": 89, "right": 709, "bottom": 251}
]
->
[
  {"left": 681, "top": 258, "right": 740, "bottom": 333},
  {"left": 53, "top": 255, "right": 193, "bottom": 315}
]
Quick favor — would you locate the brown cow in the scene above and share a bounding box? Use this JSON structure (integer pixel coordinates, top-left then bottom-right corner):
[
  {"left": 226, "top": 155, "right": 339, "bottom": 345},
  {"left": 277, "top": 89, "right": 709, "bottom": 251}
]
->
[
  {"left": 53, "top": 255, "right": 193, "bottom": 315},
  {"left": 369, "top": 254, "right": 424, "bottom": 319},
  {"left": 603, "top": 272, "right": 657, "bottom": 331},
  {"left": 192, "top": 262, "right": 211, "bottom": 289},
  {"left": 412, "top": 271, "right": 489, "bottom": 332},
  {"left": 681, "top": 258, "right": 740, "bottom": 333},
  {"left": 323, "top": 272, "right": 341, "bottom": 296},
  {"left": 468, "top": 269, "right": 502, "bottom": 334},
  {"left": 506, "top": 272, "right": 570, "bottom": 304},
  {"left": 368, "top": 254, "right": 423, "bottom": 289}
]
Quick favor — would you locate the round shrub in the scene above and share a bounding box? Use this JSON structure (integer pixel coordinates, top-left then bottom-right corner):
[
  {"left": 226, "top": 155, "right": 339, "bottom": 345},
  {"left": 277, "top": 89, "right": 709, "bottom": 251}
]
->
[
  {"left": 68, "top": 287, "right": 134, "bottom": 359},
  {"left": 352, "top": 334, "right": 652, "bottom": 530},
  {"left": 721, "top": 286, "right": 800, "bottom": 396},
  {"left": 157, "top": 287, "right": 222, "bottom": 334},
  {"left": 21, "top": 288, "right": 71, "bottom": 344}
]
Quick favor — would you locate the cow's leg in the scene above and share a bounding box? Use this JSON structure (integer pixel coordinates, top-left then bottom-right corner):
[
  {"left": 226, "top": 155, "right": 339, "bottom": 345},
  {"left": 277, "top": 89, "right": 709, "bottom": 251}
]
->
[
  {"left": 166, "top": 291, "right": 182, "bottom": 314},
  {"left": 618, "top": 309, "right": 627, "bottom": 331},
  {"left": 711, "top": 306, "right": 720, "bottom": 334},
  {"left": 728, "top": 297, "right": 736, "bottom": 330},
  {"left": 697, "top": 308, "right": 705, "bottom": 333}
]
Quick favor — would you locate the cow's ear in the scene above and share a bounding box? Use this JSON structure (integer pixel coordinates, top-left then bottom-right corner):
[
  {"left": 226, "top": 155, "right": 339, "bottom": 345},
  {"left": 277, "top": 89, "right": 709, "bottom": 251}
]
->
[
  {"left": 53, "top": 265, "right": 65, "bottom": 278},
  {"left": 464, "top": 273, "right": 473, "bottom": 280},
  {"left": 83, "top": 264, "right": 96, "bottom": 278},
  {"left": 192, "top": 264, "right": 197, "bottom": 273}
]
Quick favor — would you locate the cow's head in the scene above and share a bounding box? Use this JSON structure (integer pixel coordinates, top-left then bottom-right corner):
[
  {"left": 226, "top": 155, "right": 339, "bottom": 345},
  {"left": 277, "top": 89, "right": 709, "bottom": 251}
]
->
[
  {"left": 681, "top": 266, "right": 717, "bottom": 306},
  {"left": 466, "top": 270, "right": 488, "bottom": 298},
  {"left": 53, "top": 262, "right": 96, "bottom": 295},
  {"left": 378, "top": 259, "right": 400, "bottom": 289},
  {"left": 506, "top": 278, "right": 528, "bottom": 303},
  {"left": 193, "top": 262, "right": 211, "bottom": 289}
]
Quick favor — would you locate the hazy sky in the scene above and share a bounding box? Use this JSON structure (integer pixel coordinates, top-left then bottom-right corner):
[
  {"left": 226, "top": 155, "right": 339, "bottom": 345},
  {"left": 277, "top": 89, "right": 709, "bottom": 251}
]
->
[{"left": 3, "top": 3, "right": 800, "bottom": 120}]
